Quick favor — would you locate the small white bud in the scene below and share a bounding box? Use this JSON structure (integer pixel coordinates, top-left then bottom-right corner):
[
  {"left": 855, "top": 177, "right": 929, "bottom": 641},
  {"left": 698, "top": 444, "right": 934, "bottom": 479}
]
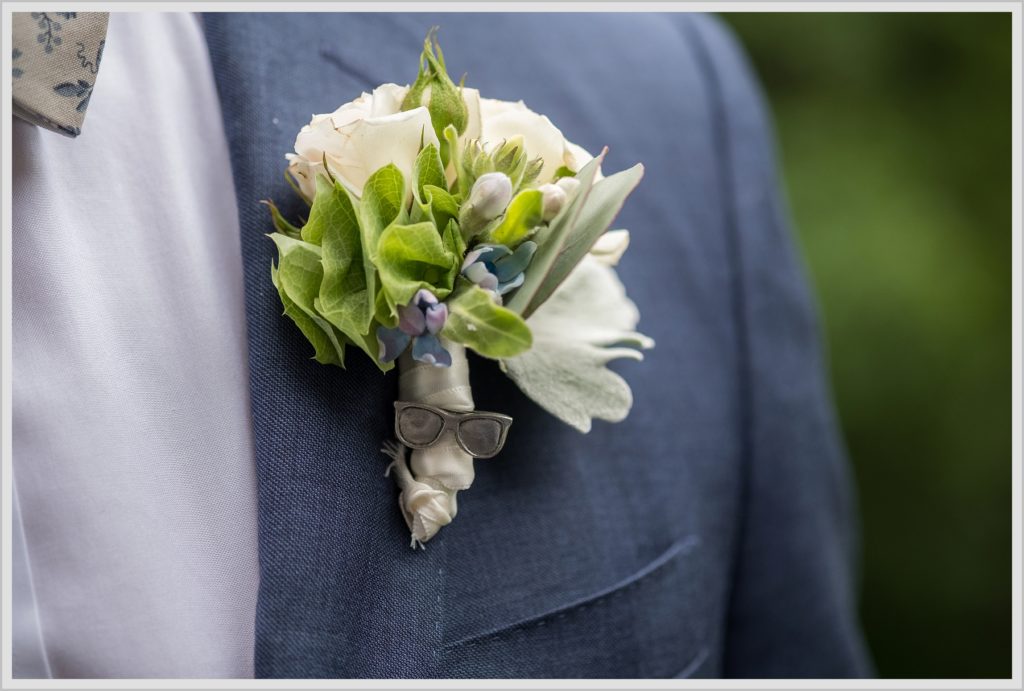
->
[
  {"left": 556, "top": 176, "right": 581, "bottom": 196},
  {"left": 467, "top": 172, "right": 513, "bottom": 222},
  {"left": 538, "top": 183, "right": 567, "bottom": 222}
]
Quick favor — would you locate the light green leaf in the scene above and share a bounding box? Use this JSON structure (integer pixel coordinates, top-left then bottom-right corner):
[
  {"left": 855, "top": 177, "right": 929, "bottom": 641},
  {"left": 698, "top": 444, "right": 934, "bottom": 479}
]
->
[
  {"left": 377, "top": 222, "right": 458, "bottom": 310},
  {"left": 269, "top": 233, "right": 347, "bottom": 367},
  {"left": 443, "top": 124, "right": 467, "bottom": 196},
  {"left": 552, "top": 165, "right": 576, "bottom": 181},
  {"left": 300, "top": 175, "right": 340, "bottom": 245},
  {"left": 423, "top": 184, "right": 460, "bottom": 231},
  {"left": 487, "top": 189, "right": 543, "bottom": 247},
  {"left": 442, "top": 282, "right": 533, "bottom": 358},
  {"left": 441, "top": 217, "right": 466, "bottom": 261},
  {"left": 501, "top": 255, "right": 653, "bottom": 432},
  {"left": 413, "top": 143, "right": 447, "bottom": 201},
  {"left": 262, "top": 199, "right": 301, "bottom": 239},
  {"left": 359, "top": 163, "right": 406, "bottom": 263},
  {"left": 313, "top": 176, "right": 385, "bottom": 366},
  {"left": 374, "top": 288, "right": 396, "bottom": 328}
]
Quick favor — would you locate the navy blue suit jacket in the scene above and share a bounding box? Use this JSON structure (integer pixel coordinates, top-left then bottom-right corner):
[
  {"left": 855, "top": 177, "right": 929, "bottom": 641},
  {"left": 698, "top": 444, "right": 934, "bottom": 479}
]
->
[{"left": 203, "top": 12, "right": 871, "bottom": 678}]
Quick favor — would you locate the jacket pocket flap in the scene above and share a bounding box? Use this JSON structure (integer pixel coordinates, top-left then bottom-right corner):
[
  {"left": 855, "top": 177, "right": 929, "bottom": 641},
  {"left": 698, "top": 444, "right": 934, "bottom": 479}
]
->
[{"left": 443, "top": 535, "right": 707, "bottom": 678}]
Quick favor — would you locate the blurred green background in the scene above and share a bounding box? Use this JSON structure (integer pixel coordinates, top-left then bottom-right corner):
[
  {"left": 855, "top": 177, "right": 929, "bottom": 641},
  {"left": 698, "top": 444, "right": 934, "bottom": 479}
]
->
[{"left": 722, "top": 13, "right": 1011, "bottom": 678}]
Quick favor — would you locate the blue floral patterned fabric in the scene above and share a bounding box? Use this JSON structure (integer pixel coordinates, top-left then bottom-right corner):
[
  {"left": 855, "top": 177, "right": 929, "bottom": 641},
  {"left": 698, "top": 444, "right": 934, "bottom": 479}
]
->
[{"left": 11, "top": 12, "right": 107, "bottom": 137}]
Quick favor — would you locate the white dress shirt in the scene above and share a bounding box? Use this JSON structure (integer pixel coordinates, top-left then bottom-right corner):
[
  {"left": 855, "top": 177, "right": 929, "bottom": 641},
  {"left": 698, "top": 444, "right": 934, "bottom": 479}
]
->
[{"left": 12, "top": 13, "right": 259, "bottom": 677}]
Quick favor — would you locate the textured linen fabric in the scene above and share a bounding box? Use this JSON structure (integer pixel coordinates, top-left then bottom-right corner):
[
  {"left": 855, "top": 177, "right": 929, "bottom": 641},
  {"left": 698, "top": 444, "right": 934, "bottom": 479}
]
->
[
  {"left": 203, "top": 12, "right": 871, "bottom": 678},
  {"left": 11, "top": 12, "right": 108, "bottom": 136},
  {"left": 12, "top": 13, "right": 258, "bottom": 677}
]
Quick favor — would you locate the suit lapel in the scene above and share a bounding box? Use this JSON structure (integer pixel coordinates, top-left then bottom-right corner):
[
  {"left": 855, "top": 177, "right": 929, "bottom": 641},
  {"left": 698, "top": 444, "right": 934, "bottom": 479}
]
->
[{"left": 203, "top": 13, "right": 445, "bottom": 678}]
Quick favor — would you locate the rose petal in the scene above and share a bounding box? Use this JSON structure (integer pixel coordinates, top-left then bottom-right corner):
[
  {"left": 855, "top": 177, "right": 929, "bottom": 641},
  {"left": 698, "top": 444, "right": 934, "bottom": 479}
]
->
[
  {"left": 377, "top": 326, "right": 411, "bottom": 363},
  {"left": 325, "top": 106, "right": 438, "bottom": 198}
]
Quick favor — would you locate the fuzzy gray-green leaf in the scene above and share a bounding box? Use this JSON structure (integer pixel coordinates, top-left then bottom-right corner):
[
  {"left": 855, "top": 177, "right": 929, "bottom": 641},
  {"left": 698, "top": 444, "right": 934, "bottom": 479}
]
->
[
  {"left": 504, "top": 151, "right": 604, "bottom": 316},
  {"left": 526, "top": 163, "right": 644, "bottom": 314}
]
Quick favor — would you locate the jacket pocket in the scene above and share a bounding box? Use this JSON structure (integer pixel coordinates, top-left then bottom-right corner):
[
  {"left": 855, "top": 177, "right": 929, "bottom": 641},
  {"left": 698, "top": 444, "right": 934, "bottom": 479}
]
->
[{"left": 441, "top": 535, "right": 707, "bottom": 678}]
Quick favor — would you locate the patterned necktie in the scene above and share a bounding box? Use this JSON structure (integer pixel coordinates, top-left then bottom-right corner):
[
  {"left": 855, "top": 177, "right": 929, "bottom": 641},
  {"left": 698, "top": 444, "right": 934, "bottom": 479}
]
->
[{"left": 11, "top": 12, "right": 108, "bottom": 137}]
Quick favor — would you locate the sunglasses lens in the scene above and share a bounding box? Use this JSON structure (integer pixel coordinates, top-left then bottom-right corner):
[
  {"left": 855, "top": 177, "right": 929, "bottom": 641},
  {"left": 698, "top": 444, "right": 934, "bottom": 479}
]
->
[
  {"left": 398, "top": 406, "right": 444, "bottom": 446},
  {"left": 458, "top": 417, "right": 505, "bottom": 457}
]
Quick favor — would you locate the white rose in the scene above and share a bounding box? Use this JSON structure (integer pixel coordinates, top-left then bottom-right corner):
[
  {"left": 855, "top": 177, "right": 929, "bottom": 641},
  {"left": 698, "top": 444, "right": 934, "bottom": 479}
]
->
[
  {"left": 478, "top": 98, "right": 594, "bottom": 183},
  {"left": 286, "top": 84, "right": 483, "bottom": 201}
]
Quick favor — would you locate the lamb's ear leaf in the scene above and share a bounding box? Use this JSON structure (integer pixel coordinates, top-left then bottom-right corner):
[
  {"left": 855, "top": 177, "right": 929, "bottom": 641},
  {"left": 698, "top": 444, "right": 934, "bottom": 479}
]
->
[{"left": 501, "top": 256, "right": 653, "bottom": 432}]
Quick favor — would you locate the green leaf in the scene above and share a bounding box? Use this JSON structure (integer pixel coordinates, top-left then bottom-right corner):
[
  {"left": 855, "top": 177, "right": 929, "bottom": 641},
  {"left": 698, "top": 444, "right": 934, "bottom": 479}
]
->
[
  {"left": 300, "top": 176, "right": 340, "bottom": 245},
  {"left": 269, "top": 233, "right": 347, "bottom": 367},
  {"left": 441, "top": 217, "right": 467, "bottom": 261},
  {"left": 376, "top": 222, "right": 458, "bottom": 311},
  {"left": 552, "top": 165, "right": 576, "bottom": 181},
  {"left": 486, "top": 189, "right": 543, "bottom": 247},
  {"left": 359, "top": 164, "right": 406, "bottom": 263},
  {"left": 413, "top": 143, "right": 447, "bottom": 202},
  {"left": 506, "top": 152, "right": 644, "bottom": 318},
  {"left": 455, "top": 135, "right": 540, "bottom": 196},
  {"left": 501, "top": 255, "right": 653, "bottom": 432},
  {"left": 313, "top": 175, "right": 384, "bottom": 366},
  {"left": 423, "top": 184, "right": 460, "bottom": 231},
  {"left": 262, "top": 199, "right": 301, "bottom": 239},
  {"left": 375, "top": 288, "right": 396, "bottom": 328},
  {"left": 443, "top": 124, "right": 467, "bottom": 196},
  {"left": 442, "top": 282, "right": 533, "bottom": 358}
]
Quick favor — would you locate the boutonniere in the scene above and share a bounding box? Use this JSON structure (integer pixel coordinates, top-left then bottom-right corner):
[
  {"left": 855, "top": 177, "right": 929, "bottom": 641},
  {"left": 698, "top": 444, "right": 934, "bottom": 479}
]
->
[{"left": 266, "top": 30, "right": 652, "bottom": 547}]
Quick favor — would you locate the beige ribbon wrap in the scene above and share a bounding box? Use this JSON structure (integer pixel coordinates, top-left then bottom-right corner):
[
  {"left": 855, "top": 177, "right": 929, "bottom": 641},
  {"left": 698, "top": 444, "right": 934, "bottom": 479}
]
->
[{"left": 382, "top": 340, "right": 475, "bottom": 547}]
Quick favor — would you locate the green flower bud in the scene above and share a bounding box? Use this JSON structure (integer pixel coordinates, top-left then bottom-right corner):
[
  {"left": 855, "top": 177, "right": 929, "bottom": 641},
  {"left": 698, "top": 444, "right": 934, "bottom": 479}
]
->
[
  {"left": 401, "top": 29, "right": 469, "bottom": 165},
  {"left": 455, "top": 134, "right": 544, "bottom": 196}
]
